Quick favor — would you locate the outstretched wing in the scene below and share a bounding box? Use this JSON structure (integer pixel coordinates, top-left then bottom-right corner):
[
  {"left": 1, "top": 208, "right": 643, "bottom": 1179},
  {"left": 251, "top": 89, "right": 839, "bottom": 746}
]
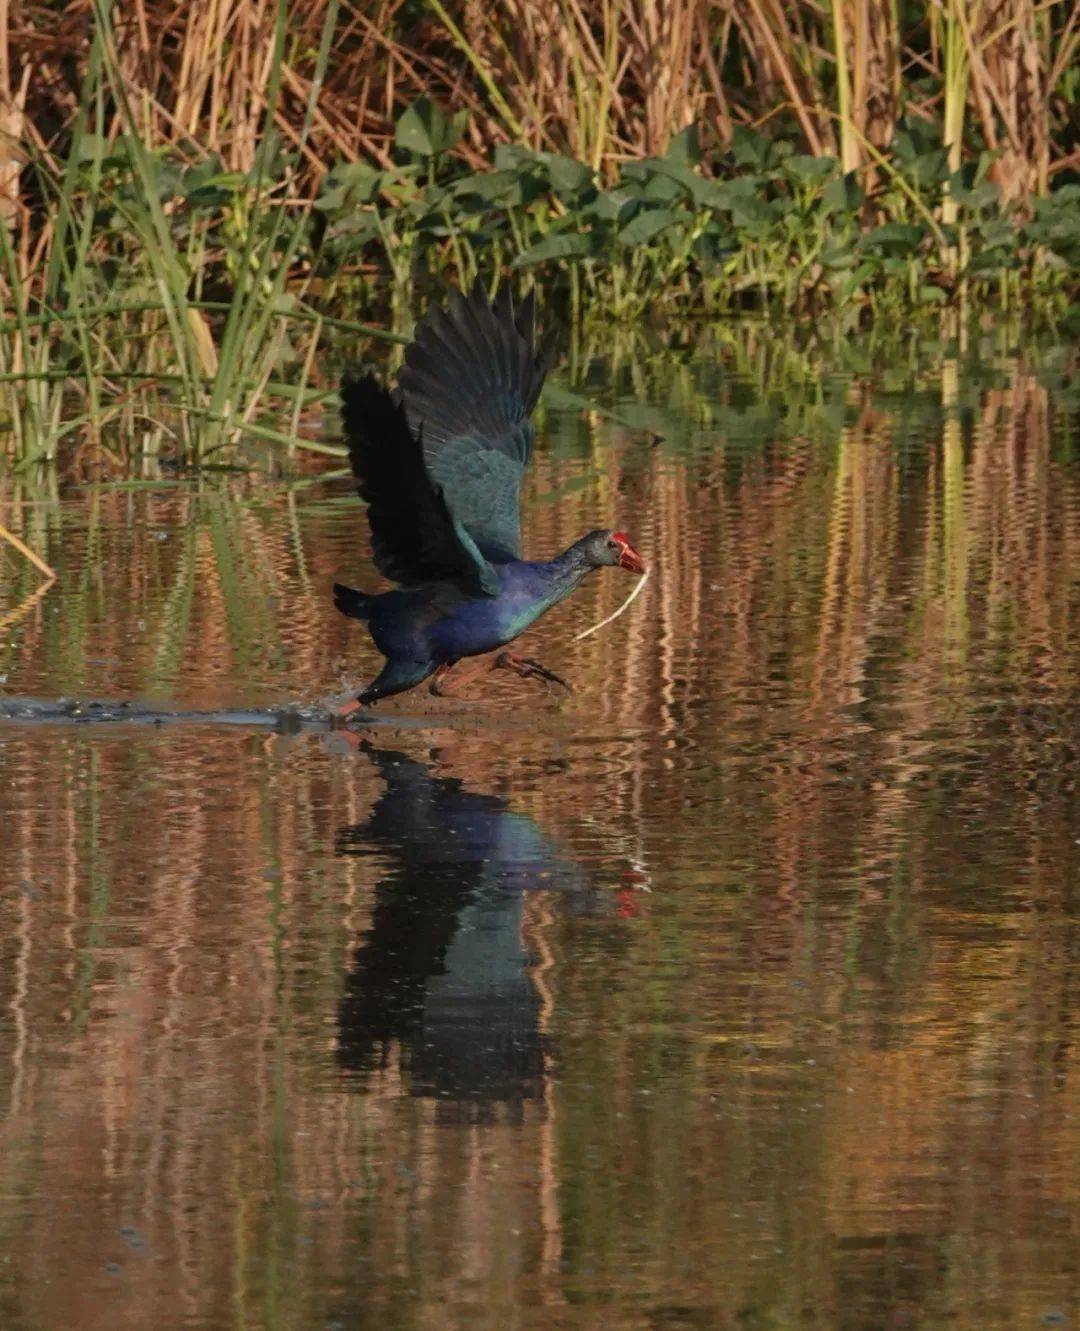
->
[
  {"left": 340, "top": 374, "right": 499, "bottom": 596},
  {"left": 397, "top": 279, "right": 555, "bottom": 563}
]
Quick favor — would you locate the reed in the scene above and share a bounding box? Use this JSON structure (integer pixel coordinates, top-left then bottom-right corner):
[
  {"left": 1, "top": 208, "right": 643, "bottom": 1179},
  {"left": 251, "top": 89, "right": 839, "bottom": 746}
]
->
[
  {"left": 1, "top": 0, "right": 355, "bottom": 466},
  {"left": 0, "top": 1, "right": 1077, "bottom": 467}
]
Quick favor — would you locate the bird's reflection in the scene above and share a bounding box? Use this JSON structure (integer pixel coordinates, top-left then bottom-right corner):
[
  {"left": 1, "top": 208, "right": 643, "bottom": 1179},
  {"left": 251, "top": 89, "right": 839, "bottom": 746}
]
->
[{"left": 335, "top": 742, "right": 589, "bottom": 1109}]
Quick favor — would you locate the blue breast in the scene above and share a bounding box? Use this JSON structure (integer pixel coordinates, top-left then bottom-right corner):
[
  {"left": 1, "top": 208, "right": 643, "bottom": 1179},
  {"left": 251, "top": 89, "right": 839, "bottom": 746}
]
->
[{"left": 432, "top": 561, "right": 560, "bottom": 660}]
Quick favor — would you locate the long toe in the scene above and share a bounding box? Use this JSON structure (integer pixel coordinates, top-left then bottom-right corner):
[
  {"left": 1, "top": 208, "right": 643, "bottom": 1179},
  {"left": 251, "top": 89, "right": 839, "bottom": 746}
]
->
[
  {"left": 495, "top": 653, "right": 572, "bottom": 692},
  {"left": 524, "top": 657, "right": 572, "bottom": 691},
  {"left": 494, "top": 652, "right": 529, "bottom": 680}
]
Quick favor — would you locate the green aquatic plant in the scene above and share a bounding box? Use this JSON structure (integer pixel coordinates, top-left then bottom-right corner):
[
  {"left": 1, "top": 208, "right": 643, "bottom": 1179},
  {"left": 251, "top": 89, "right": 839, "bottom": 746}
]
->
[
  {"left": 313, "top": 111, "right": 1079, "bottom": 322},
  {"left": 0, "top": 0, "right": 361, "bottom": 467},
  {"left": 1, "top": 71, "right": 1078, "bottom": 471}
]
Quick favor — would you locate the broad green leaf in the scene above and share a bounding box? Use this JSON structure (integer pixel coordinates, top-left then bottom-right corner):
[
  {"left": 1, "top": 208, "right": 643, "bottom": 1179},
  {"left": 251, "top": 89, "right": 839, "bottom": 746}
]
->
[
  {"left": 947, "top": 167, "right": 998, "bottom": 209},
  {"left": 182, "top": 157, "right": 246, "bottom": 209},
  {"left": 587, "top": 188, "right": 640, "bottom": 223},
  {"left": 819, "top": 243, "right": 856, "bottom": 270},
  {"left": 73, "top": 133, "right": 111, "bottom": 164},
  {"left": 449, "top": 168, "right": 535, "bottom": 205},
  {"left": 890, "top": 116, "right": 942, "bottom": 161},
  {"left": 394, "top": 97, "right": 466, "bottom": 157},
  {"left": 728, "top": 196, "right": 775, "bottom": 230},
  {"left": 822, "top": 171, "right": 865, "bottom": 212},
  {"left": 833, "top": 259, "right": 879, "bottom": 302},
  {"left": 978, "top": 218, "right": 1018, "bottom": 248},
  {"left": 326, "top": 162, "right": 384, "bottom": 203},
  {"left": 493, "top": 143, "right": 543, "bottom": 172},
  {"left": 783, "top": 154, "right": 837, "bottom": 184},
  {"left": 901, "top": 148, "right": 949, "bottom": 187},
  {"left": 702, "top": 176, "right": 767, "bottom": 210},
  {"left": 664, "top": 125, "right": 701, "bottom": 166},
  {"left": 964, "top": 249, "right": 1013, "bottom": 274},
  {"left": 640, "top": 157, "right": 711, "bottom": 205},
  {"left": 544, "top": 154, "right": 593, "bottom": 197},
  {"left": 511, "top": 232, "right": 595, "bottom": 268},
  {"left": 861, "top": 222, "right": 925, "bottom": 256},
  {"left": 617, "top": 208, "right": 683, "bottom": 245},
  {"left": 642, "top": 172, "right": 685, "bottom": 203},
  {"left": 692, "top": 226, "right": 738, "bottom": 270},
  {"left": 731, "top": 125, "right": 777, "bottom": 170}
]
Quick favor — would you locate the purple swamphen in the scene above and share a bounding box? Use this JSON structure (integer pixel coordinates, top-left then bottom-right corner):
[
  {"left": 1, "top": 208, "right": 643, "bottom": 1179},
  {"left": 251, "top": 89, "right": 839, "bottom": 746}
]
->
[{"left": 333, "top": 280, "right": 645, "bottom": 714}]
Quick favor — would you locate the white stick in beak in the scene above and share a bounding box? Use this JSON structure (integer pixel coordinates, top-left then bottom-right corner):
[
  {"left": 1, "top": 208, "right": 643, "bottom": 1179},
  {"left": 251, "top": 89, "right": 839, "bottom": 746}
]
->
[{"left": 574, "top": 567, "right": 650, "bottom": 642}]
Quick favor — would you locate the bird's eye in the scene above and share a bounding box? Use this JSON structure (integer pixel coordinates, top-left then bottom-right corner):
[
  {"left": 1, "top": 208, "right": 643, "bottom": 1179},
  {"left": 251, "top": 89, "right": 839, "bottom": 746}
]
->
[{"left": 607, "top": 539, "right": 619, "bottom": 550}]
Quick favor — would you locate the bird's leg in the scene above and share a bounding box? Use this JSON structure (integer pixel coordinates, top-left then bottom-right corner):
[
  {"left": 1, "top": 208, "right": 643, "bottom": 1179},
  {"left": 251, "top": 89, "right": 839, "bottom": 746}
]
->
[
  {"left": 428, "top": 663, "right": 453, "bottom": 696},
  {"left": 429, "top": 657, "right": 486, "bottom": 697},
  {"left": 493, "top": 652, "right": 573, "bottom": 692},
  {"left": 431, "top": 653, "right": 572, "bottom": 697},
  {"left": 334, "top": 659, "right": 435, "bottom": 723}
]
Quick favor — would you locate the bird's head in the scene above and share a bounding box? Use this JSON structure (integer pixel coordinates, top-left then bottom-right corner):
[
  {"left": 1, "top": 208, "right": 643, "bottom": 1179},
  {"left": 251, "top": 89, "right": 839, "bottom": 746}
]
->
[{"left": 580, "top": 529, "right": 646, "bottom": 574}]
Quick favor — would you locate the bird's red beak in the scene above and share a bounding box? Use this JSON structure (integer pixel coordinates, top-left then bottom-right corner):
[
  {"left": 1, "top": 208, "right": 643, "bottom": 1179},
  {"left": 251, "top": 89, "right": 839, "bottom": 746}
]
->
[{"left": 614, "top": 532, "right": 646, "bottom": 574}]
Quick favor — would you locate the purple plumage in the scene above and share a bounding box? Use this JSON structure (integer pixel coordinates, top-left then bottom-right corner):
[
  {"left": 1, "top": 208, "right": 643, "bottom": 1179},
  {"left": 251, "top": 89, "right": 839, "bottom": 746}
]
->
[{"left": 334, "top": 280, "right": 645, "bottom": 709}]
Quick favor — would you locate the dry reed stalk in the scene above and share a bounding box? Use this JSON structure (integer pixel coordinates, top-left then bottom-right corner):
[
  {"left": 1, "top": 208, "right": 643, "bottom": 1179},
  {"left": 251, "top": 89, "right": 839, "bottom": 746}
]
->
[
  {"left": 696, "top": 5, "right": 735, "bottom": 141},
  {"left": 0, "top": 518, "right": 56, "bottom": 578},
  {"left": 3, "top": 0, "right": 1075, "bottom": 204},
  {"left": 734, "top": 0, "right": 830, "bottom": 155},
  {"left": 457, "top": 0, "right": 631, "bottom": 165},
  {"left": 622, "top": 0, "right": 701, "bottom": 156},
  {"left": 0, "top": 0, "right": 30, "bottom": 232},
  {"left": 832, "top": 0, "right": 901, "bottom": 172},
  {"left": 960, "top": 0, "right": 1053, "bottom": 201}
]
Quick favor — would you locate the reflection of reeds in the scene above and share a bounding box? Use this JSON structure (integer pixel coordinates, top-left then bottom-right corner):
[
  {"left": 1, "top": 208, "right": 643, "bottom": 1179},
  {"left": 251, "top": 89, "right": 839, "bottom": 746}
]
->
[{"left": 0, "top": 345, "right": 1077, "bottom": 1325}]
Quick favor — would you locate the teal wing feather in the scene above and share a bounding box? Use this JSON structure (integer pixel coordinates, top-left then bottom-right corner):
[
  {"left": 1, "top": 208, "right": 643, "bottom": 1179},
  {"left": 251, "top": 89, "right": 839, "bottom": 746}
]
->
[
  {"left": 397, "top": 279, "right": 555, "bottom": 562},
  {"left": 340, "top": 374, "right": 499, "bottom": 596}
]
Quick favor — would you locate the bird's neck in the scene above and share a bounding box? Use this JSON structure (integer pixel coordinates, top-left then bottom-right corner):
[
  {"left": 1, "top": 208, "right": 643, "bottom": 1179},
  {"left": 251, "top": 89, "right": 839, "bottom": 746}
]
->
[{"left": 538, "top": 539, "right": 596, "bottom": 604}]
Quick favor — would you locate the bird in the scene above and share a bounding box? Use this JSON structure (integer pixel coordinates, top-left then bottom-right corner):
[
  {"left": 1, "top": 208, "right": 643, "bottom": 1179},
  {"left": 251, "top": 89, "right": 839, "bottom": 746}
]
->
[{"left": 333, "top": 278, "right": 645, "bottom": 714}]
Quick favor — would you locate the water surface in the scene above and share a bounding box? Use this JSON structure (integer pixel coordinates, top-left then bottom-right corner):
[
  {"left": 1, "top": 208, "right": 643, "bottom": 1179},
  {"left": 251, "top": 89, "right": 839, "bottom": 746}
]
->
[{"left": 0, "top": 328, "right": 1078, "bottom": 1330}]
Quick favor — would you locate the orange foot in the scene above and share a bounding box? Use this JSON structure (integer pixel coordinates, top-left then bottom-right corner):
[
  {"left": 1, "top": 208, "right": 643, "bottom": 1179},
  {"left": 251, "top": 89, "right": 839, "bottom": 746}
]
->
[
  {"left": 429, "top": 653, "right": 572, "bottom": 697},
  {"left": 333, "top": 697, "right": 364, "bottom": 725}
]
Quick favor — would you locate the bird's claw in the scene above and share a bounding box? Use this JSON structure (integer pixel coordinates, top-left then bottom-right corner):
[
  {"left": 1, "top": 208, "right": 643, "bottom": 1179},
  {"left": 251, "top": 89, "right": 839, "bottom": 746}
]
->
[{"left": 494, "top": 653, "right": 573, "bottom": 693}]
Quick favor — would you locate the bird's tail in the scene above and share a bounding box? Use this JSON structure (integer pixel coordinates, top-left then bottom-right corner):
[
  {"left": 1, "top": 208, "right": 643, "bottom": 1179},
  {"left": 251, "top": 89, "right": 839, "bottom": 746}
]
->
[{"left": 333, "top": 582, "right": 374, "bottom": 622}]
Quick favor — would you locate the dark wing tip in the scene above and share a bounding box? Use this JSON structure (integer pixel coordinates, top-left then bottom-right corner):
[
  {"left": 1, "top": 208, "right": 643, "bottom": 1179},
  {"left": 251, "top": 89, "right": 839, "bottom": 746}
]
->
[
  {"left": 339, "top": 369, "right": 405, "bottom": 416},
  {"left": 341, "top": 369, "right": 389, "bottom": 412},
  {"left": 340, "top": 371, "right": 413, "bottom": 485},
  {"left": 514, "top": 288, "right": 535, "bottom": 343},
  {"left": 492, "top": 281, "right": 513, "bottom": 325}
]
